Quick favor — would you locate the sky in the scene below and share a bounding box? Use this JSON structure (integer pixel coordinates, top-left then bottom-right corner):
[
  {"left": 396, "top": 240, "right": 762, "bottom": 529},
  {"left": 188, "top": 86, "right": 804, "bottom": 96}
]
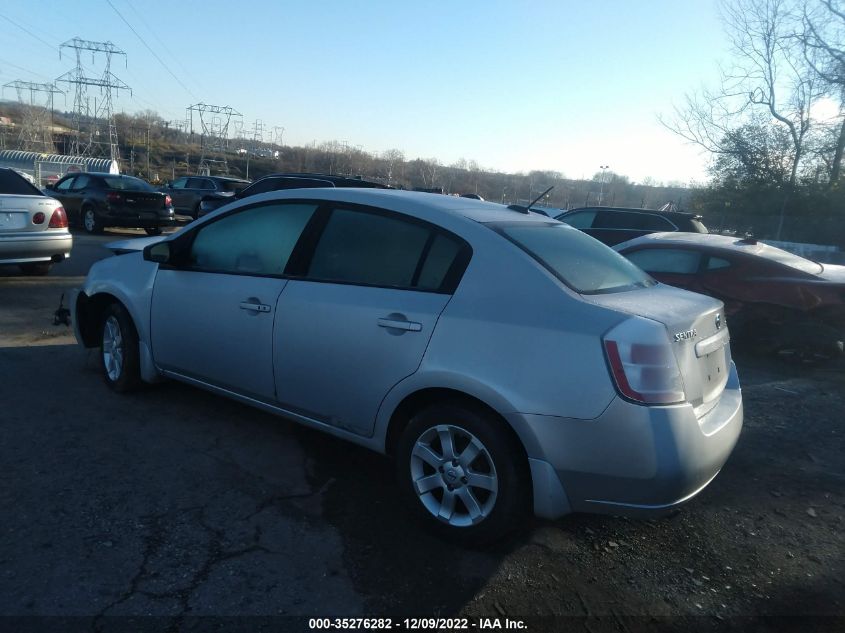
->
[{"left": 0, "top": 1, "right": 730, "bottom": 184}]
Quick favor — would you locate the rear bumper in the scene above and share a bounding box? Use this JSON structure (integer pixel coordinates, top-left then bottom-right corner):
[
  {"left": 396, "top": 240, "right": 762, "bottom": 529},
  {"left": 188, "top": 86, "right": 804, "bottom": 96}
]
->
[
  {"left": 0, "top": 233, "right": 73, "bottom": 264},
  {"left": 516, "top": 361, "right": 743, "bottom": 519},
  {"left": 104, "top": 215, "right": 177, "bottom": 228}
]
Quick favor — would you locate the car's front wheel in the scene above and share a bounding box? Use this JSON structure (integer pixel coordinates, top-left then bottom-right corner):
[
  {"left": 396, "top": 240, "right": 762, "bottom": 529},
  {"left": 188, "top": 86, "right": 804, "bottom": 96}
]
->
[
  {"left": 100, "top": 303, "right": 141, "bottom": 392},
  {"left": 144, "top": 227, "right": 163, "bottom": 236},
  {"left": 396, "top": 402, "right": 530, "bottom": 544}
]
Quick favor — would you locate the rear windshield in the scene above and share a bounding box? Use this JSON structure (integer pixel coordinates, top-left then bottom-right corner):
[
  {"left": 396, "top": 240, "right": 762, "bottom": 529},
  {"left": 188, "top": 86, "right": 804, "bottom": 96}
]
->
[
  {"left": 0, "top": 169, "right": 43, "bottom": 196},
  {"left": 102, "top": 176, "right": 155, "bottom": 192},
  {"left": 221, "top": 180, "right": 251, "bottom": 193},
  {"left": 755, "top": 242, "right": 823, "bottom": 274},
  {"left": 493, "top": 222, "right": 656, "bottom": 294}
]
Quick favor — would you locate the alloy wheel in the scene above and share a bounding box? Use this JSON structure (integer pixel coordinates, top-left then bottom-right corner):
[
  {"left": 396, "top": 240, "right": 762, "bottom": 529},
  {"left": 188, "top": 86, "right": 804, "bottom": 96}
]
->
[
  {"left": 409, "top": 424, "right": 498, "bottom": 527},
  {"left": 102, "top": 315, "right": 124, "bottom": 381}
]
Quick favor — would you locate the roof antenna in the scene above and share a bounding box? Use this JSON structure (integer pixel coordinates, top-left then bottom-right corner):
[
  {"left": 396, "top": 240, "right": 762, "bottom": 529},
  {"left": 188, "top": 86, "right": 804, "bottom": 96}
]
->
[{"left": 507, "top": 186, "right": 554, "bottom": 214}]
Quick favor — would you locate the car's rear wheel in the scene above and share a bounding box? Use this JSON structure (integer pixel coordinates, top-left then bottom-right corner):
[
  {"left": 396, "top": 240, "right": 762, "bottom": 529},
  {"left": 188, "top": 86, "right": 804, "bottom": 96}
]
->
[
  {"left": 396, "top": 402, "right": 529, "bottom": 544},
  {"left": 18, "top": 262, "right": 52, "bottom": 276},
  {"left": 100, "top": 303, "right": 141, "bottom": 392},
  {"left": 82, "top": 207, "right": 103, "bottom": 235}
]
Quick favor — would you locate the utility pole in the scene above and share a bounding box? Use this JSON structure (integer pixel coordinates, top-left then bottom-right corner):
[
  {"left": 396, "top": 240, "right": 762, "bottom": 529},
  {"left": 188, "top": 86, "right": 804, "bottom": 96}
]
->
[
  {"left": 187, "top": 103, "right": 241, "bottom": 175},
  {"left": 598, "top": 165, "right": 609, "bottom": 206},
  {"left": 55, "top": 37, "right": 130, "bottom": 163},
  {"left": 1, "top": 81, "right": 63, "bottom": 152}
]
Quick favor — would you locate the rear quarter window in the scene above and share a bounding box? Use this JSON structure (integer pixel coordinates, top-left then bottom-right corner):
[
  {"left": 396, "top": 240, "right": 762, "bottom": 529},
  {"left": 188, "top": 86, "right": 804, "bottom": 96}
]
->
[{"left": 495, "top": 223, "right": 655, "bottom": 294}]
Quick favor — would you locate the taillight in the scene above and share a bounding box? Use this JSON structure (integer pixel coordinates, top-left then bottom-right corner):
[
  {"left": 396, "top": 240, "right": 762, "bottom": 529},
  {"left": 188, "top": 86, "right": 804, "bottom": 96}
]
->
[
  {"left": 164, "top": 194, "right": 173, "bottom": 207},
  {"left": 48, "top": 207, "right": 68, "bottom": 229},
  {"left": 603, "top": 317, "right": 686, "bottom": 405},
  {"left": 33, "top": 212, "right": 46, "bottom": 224},
  {"left": 106, "top": 192, "right": 121, "bottom": 204}
]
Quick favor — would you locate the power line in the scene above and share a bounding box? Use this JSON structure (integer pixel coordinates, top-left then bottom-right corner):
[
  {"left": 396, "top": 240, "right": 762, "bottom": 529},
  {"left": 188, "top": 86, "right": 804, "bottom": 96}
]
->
[
  {"left": 0, "top": 56, "right": 51, "bottom": 81},
  {"left": 0, "top": 14, "right": 58, "bottom": 52},
  {"left": 105, "top": 0, "right": 198, "bottom": 101},
  {"left": 124, "top": 0, "right": 204, "bottom": 95}
]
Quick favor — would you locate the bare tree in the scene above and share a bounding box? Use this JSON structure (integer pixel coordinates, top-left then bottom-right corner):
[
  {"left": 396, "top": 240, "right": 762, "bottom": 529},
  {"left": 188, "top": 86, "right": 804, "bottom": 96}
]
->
[
  {"left": 802, "top": 0, "right": 845, "bottom": 184},
  {"left": 662, "top": 0, "right": 824, "bottom": 189}
]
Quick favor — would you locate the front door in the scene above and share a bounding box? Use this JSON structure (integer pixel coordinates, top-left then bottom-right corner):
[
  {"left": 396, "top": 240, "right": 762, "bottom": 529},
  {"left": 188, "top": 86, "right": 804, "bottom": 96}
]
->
[{"left": 150, "top": 200, "right": 319, "bottom": 400}]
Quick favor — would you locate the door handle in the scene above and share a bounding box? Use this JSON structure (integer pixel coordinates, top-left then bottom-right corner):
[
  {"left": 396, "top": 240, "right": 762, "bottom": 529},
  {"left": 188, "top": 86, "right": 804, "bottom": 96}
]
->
[
  {"left": 377, "top": 317, "right": 422, "bottom": 332},
  {"left": 239, "top": 301, "right": 271, "bottom": 313}
]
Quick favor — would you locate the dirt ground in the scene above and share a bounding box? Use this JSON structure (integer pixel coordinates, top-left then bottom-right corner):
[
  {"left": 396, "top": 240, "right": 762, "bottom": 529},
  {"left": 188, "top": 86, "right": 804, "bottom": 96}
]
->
[{"left": 1, "top": 246, "right": 843, "bottom": 632}]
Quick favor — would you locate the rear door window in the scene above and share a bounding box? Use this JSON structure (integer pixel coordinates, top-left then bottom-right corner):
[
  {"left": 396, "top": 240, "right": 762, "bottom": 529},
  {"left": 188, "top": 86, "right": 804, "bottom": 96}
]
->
[
  {"left": 495, "top": 223, "right": 655, "bottom": 294},
  {"left": 625, "top": 248, "right": 702, "bottom": 274},
  {"left": 595, "top": 211, "right": 674, "bottom": 231},
  {"left": 305, "top": 207, "right": 467, "bottom": 292}
]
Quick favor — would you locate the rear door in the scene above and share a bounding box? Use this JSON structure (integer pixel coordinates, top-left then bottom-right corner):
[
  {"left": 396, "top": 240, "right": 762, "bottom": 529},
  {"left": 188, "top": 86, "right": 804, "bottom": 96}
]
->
[
  {"left": 150, "top": 200, "right": 319, "bottom": 400},
  {"left": 273, "top": 204, "right": 469, "bottom": 436}
]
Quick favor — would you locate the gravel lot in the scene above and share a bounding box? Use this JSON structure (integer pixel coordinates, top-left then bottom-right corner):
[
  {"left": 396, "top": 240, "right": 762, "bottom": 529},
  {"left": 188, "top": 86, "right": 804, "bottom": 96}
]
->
[{"left": 1, "top": 230, "right": 842, "bottom": 632}]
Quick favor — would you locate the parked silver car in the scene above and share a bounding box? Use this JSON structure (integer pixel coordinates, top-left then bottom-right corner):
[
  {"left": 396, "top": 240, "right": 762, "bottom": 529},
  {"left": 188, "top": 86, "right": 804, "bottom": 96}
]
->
[
  {"left": 0, "top": 167, "right": 72, "bottom": 275},
  {"left": 71, "top": 189, "right": 743, "bottom": 542}
]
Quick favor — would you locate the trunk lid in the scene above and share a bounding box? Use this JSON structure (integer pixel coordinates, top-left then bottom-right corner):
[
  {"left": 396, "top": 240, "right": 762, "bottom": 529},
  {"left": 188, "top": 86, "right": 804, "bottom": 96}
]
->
[
  {"left": 109, "top": 190, "right": 168, "bottom": 216},
  {"left": 0, "top": 194, "right": 62, "bottom": 233},
  {"left": 584, "top": 283, "right": 731, "bottom": 416}
]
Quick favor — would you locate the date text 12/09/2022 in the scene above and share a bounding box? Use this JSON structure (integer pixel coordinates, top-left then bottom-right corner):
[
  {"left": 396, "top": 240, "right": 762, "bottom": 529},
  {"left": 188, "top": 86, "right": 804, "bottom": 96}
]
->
[{"left": 308, "top": 618, "right": 528, "bottom": 630}]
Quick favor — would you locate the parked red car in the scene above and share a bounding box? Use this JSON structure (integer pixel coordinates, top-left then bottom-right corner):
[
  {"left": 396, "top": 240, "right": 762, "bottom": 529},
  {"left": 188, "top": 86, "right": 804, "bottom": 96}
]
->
[{"left": 615, "top": 232, "right": 845, "bottom": 358}]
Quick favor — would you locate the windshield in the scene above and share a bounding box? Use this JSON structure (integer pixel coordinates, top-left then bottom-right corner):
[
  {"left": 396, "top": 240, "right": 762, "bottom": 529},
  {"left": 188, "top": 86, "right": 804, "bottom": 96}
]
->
[
  {"left": 103, "top": 176, "right": 155, "bottom": 192},
  {"left": 492, "top": 222, "right": 656, "bottom": 294}
]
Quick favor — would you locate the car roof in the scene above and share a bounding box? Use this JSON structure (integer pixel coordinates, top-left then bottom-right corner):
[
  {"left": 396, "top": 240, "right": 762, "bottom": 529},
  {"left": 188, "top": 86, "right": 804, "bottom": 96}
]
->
[
  {"left": 254, "top": 173, "right": 386, "bottom": 186},
  {"left": 203, "top": 175, "right": 250, "bottom": 182},
  {"left": 248, "top": 188, "right": 554, "bottom": 225},
  {"left": 615, "top": 232, "right": 825, "bottom": 270},
  {"left": 561, "top": 206, "right": 702, "bottom": 220}
]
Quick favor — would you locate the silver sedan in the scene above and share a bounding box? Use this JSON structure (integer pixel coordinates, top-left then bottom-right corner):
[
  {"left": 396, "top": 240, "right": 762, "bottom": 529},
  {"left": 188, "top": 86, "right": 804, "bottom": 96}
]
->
[
  {"left": 0, "top": 168, "right": 72, "bottom": 275},
  {"left": 71, "top": 189, "right": 742, "bottom": 542}
]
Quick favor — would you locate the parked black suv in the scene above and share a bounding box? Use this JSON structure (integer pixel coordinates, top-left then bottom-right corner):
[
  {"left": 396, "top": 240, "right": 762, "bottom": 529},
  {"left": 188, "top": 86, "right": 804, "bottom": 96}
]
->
[
  {"left": 47, "top": 173, "right": 175, "bottom": 235},
  {"left": 555, "top": 206, "right": 708, "bottom": 246},
  {"left": 159, "top": 175, "right": 251, "bottom": 219},
  {"left": 197, "top": 173, "right": 390, "bottom": 217}
]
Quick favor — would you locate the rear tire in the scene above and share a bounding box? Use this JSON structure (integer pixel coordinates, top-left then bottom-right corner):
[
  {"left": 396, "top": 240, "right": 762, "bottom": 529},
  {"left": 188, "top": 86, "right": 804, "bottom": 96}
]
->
[
  {"left": 100, "top": 303, "right": 141, "bottom": 393},
  {"left": 18, "top": 262, "right": 52, "bottom": 276},
  {"left": 395, "top": 402, "right": 530, "bottom": 545},
  {"left": 82, "top": 207, "right": 104, "bottom": 235}
]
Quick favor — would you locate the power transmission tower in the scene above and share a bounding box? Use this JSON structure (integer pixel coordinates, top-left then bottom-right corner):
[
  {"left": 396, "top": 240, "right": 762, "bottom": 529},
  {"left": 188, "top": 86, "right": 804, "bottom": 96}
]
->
[
  {"left": 1, "top": 81, "right": 63, "bottom": 152},
  {"left": 55, "top": 37, "right": 131, "bottom": 161},
  {"left": 272, "top": 125, "right": 285, "bottom": 147},
  {"left": 187, "top": 103, "right": 241, "bottom": 175}
]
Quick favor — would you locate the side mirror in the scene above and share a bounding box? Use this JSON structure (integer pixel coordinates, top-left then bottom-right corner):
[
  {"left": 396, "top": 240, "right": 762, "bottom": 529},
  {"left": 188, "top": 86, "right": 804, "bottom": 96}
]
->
[
  {"left": 45, "top": 183, "right": 55, "bottom": 190},
  {"left": 144, "top": 241, "right": 172, "bottom": 264}
]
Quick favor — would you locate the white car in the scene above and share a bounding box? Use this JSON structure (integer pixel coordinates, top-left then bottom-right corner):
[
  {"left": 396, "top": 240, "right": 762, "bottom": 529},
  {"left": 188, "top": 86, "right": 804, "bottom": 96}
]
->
[
  {"left": 0, "top": 168, "right": 71, "bottom": 275},
  {"left": 72, "top": 189, "right": 742, "bottom": 542}
]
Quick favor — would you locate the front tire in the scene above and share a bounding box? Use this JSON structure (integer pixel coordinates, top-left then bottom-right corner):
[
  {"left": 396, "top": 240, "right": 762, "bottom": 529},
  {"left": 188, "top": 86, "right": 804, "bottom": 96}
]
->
[
  {"left": 82, "top": 207, "right": 104, "bottom": 235},
  {"left": 100, "top": 303, "right": 141, "bottom": 392},
  {"left": 395, "top": 402, "right": 530, "bottom": 544},
  {"left": 144, "top": 226, "right": 163, "bottom": 236}
]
